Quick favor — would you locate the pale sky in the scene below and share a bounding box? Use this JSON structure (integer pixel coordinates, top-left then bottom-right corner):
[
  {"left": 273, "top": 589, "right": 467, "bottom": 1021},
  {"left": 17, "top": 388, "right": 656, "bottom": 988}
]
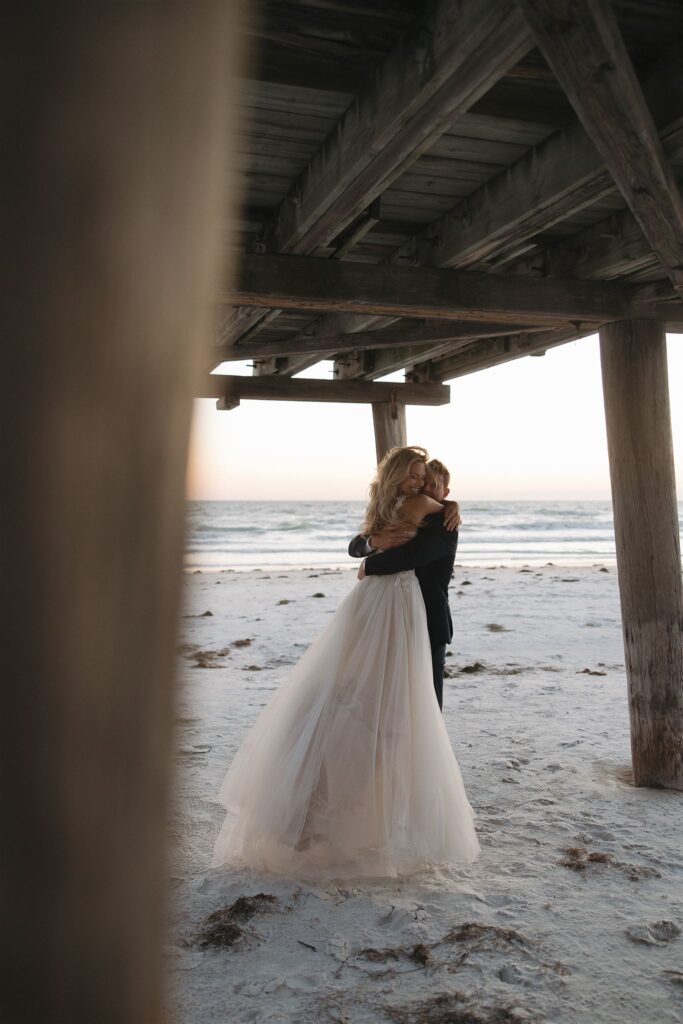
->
[{"left": 187, "top": 333, "right": 683, "bottom": 502}]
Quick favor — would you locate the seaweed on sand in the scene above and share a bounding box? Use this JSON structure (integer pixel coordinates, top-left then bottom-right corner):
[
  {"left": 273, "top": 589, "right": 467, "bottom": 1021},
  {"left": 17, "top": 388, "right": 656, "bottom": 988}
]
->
[
  {"left": 558, "top": 846, "right": 661, "bottom": 880},
  {"left": 388, "top": 990, "right": 538, "bottom": 1024},
  {"left": 194, "top": 893, "right": 277, "bottom": 949}
]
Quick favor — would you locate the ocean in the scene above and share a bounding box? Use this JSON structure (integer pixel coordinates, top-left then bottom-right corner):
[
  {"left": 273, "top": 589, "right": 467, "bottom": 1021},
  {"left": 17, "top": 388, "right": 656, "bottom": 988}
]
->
[{"left": 184, "top": 500, "right": 683, "bottom": 572}]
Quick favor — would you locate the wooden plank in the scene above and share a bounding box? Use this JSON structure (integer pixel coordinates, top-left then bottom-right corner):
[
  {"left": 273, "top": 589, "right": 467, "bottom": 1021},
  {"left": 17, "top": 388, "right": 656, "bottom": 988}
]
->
[
  {"left": 599, "top": 320, "right": 683, "bottom": 788},
  {"left": 428, "top": 324, "right": 597, "bottom": 380},
  {"left": 253, "top": 4, "right": 413, "bottom": 68},
  {"left": 407, "top": 154, "right": 503, "bottom": 184},
  {"left": 244, "top": 311, "right": 405, "bottom": 375},
  {"left": 238, "top": 79, "right": 352, "bottom": 119},
  {"left": 218, "top": 307, "right": 281, "bottom": 353},
  {"left": 252, "top": 2, "right": 418, "bottom": 93},
  {"left": 256, "top": 45, "right": 377, "bottom": 95},
  {"left": 337, "top": 338, "right": 473, "bottom": 381},
  {"left": 629, "top": 282, "right": 683, "bottom": 325},
  {"left": 2, "top": 3, "right": 238, "bottom": 1022},
  {"left": 508, "top": 185, "right": 681, "bottom": 282},
  {"left": 515, "top": 0, "right": 683, "bottom": 297},
  {"left": 429, "top": 304, "right": 683, "bottom": 382},
  {"left": 359, "top": 325, "right": 555, "bottom": 380},
  {"left": 230, "top": 253, "right": 646, "bottom": 323},
  {"left": 331, "top": 198, "right": 381, "bottom": 259},
  {"left": 200, "top": 374, "right": 450, "bottom": 406},
  {"left": 428, "top": 131, "right": 527, "bottom": 164},
  {"left": 387, "top": 175, "right": 477, "bottom": 200},
  {"left": 440, "top": 109, "right": 557, "bottom": 146},
  {"left": 243, "top": 105, "right": 342, "bottom": 139},
  {"left": 221, "top": 319, "right": 545, "bottom": 361}
]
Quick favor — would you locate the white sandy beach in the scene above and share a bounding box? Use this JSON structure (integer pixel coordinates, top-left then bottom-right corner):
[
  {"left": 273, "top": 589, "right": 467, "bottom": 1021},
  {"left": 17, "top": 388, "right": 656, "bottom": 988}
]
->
[{"left": 168, "top": 564, "right": 683, "bottom": 1024}]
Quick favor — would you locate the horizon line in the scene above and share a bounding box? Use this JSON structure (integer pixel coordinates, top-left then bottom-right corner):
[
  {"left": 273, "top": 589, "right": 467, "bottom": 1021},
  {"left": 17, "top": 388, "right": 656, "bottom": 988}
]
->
[{"left": 185, "top": 496, "right": 625, "bottom": 503}]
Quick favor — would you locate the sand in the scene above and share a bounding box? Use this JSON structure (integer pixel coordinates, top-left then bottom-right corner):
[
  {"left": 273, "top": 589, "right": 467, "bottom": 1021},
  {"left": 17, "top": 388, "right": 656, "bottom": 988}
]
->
[{"left": 167, "top": 565, "right": 683, "bottom": 1023}]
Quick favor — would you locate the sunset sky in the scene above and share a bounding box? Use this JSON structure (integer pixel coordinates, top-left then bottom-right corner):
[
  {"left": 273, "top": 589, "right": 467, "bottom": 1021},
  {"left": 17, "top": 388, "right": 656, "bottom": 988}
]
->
[{"left": 187, "top": 333, "right": 683, "bottom": 502}]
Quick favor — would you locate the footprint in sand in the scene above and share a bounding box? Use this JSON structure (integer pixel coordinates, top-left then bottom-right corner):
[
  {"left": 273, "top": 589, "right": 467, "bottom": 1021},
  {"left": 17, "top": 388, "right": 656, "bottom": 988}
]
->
[
  {"left": 498, "top": 963, "right": 525, "bottom": 985},
  {"left": 626, "top": 921, "right": 680, "bottom": 946}
]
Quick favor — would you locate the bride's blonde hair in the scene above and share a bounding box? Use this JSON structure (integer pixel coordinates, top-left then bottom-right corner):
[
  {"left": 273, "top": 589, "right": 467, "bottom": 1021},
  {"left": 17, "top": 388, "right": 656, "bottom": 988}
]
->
[{"left": 361, "top": 446, "right": 429, "bottom": 536}]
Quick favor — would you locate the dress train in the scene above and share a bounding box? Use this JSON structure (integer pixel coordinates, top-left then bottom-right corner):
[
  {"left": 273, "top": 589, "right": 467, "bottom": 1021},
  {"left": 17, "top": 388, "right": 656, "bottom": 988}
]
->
[{"left": 211, "top": 571, "right": 479, "bottom": 879}]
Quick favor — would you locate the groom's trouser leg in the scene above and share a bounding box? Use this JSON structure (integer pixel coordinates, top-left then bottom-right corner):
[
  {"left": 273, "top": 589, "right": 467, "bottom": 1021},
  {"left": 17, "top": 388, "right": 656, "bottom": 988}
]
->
[{"left": 430, "top": 643, "right": 446, "bottom": 711}]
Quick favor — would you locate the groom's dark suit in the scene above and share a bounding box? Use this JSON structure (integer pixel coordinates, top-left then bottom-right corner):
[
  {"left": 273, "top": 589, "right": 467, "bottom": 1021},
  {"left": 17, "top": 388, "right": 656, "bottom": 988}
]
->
[{"left": 348, "top": 512, "right": 457, "bottom": 711}]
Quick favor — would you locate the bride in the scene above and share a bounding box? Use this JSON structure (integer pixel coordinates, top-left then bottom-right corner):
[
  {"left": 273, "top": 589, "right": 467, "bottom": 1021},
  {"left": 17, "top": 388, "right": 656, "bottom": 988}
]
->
[{"left": 211, "top": 446, "right": 479, "bottom": 879}]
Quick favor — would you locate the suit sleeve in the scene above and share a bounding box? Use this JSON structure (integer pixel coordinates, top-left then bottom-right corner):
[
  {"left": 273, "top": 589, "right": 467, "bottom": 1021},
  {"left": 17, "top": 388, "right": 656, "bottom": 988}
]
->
[
  {"left": 348, "top": 533, "right": 373, "bottom": 558},
  {"left": 364, "top": 517, "right": 457, "bottom": 574}
]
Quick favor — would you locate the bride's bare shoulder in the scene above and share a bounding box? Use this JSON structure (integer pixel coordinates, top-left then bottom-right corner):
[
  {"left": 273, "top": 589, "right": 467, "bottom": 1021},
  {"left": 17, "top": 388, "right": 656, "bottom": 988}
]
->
[{"left": 401, "top": 494, "right": 443, "bottom": 523}]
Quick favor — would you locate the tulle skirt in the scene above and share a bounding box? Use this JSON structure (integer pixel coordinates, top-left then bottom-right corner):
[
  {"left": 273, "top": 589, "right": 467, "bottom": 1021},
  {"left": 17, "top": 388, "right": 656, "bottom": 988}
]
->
[{"left": 211, "top": 571, "right": 479, "bottom": 879}]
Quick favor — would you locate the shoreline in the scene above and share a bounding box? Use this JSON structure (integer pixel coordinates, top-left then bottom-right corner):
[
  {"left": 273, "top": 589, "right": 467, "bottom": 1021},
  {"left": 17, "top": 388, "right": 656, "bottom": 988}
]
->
[{"left": 182, "top": 558, "right": 622, "bottom": 575}]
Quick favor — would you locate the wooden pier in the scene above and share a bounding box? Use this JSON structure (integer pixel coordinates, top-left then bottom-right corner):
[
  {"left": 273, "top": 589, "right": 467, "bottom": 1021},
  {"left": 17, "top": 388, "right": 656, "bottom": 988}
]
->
[{"left": 5, "top": 2, "right": 683, "bottom": 1021}]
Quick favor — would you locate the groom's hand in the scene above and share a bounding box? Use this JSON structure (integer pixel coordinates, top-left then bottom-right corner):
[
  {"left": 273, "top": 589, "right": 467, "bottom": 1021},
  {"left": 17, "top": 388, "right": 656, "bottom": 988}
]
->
[
  {"left": 370, "top": 525, "right": 416, "bottom": 550},
  {"left": 443, "top": 500, "right": 461, "bottom": 531}
]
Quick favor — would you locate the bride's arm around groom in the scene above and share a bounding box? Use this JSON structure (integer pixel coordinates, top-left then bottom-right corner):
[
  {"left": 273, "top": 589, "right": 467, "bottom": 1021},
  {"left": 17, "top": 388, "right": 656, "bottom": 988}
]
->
[{"left": 351, "top": 506, "right": 458, "bottom": 576}]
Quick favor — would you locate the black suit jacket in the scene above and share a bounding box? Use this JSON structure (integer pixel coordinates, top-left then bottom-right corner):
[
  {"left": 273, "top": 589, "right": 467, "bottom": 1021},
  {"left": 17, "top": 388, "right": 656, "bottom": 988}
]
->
[{"left": 348, "top": 512, "right": 457, "bottom": 646}]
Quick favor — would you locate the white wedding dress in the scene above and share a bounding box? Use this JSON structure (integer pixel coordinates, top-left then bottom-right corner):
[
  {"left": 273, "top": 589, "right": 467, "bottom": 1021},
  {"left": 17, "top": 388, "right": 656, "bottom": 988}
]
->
[{"left": 212, "top": 544, "right": 480, "bottom": 879}]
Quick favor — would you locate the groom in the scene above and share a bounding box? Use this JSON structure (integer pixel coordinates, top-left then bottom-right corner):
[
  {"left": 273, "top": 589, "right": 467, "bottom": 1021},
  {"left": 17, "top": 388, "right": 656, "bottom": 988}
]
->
[{"left": 348, "top": 459, "right": 458, "bottom": 712}]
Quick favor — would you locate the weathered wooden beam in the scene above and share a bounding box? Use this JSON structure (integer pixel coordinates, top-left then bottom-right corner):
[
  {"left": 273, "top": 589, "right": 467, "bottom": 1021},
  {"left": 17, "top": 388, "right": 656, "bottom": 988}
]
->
[
  {"left": 599, "top": 320, "right": 683, "bottom": 789},
  {"left": 246, "top": 311, "right": 402, "bottom": 374},
  {"left": 230, "top": 253, "right": 648, "bottom": 323},
  {"left": 378, "top": 303, "right": 683, "bottom": 381},
  {"left": 429, "top": 324, "right": 597, "bottom": 380},
  {"left": 360, "top": 325, "right": 560, "bottom": 380},
  {"left": 278, "top": 40, "right": 683, "bottom": 380},
  {"left": 221, "top": 319, "right": 545, "bottom": 362},
  {"left": 280, "top": 37, "right": 683, "bottom": 381},
  {"left": 217, "top": 204, "right": 383, "bottom": 361},
  {"left": 263, "top": 270, "right": 679, "bottom": 384},
  {"left": 430, "top": 311, "right": 683, "bottom": 386},
  {"left": 515, "top": 0, "right": 683, "bottom": 298},
  {"left": 344, "top": 299, "right": 683, "bottom": 387},
  {"left": 618, "top": 283, "right": 683, "bottom": 327},
  {"left": 417, "top": 38, "right": 683, "bottom": 271},
  {"left": 251, "top": 354, "right": 291, "bottom": 377},
  {"left": 335, "top": 338, "right": 469, "bottom": 381},
  {"left": 219, "top": 306, "right": 280, "bottom": 350},
  {"left": 221, "top": 0, "right": 533, "bottom": 353},
  {"left": 274, "top": 0, "right": 532, "bottom": 257},
  {"left": 509, "top": 177, "right": 683, "bottom": 283},
  {"left": 372, "top": 402, "right": 407, "bottom": 462},
  {"left": 200, "top": 374, "right": 450, "bottom": 406},
  {"left": 216, "top": 394, "right": 240, "bottom": 411},
  {"left": 331, "top": 198, "right": 381, "bottom": 260}
]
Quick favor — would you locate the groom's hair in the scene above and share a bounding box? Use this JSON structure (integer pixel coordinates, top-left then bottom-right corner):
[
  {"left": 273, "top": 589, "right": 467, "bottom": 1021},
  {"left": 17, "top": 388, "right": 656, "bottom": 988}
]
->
[{"left": 426, "top": 458, "right": 450, "bottom": 487}]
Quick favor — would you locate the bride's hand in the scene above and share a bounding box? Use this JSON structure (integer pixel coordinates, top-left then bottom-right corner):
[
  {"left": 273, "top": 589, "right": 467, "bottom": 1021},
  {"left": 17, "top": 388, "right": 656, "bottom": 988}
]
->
[
  {"left": 357, "top": 560, "right": 366, "bottom": 580},
  {"left": 443, "top": 499, "right": 462, "bottom": 531},
  {"left": 370, "top": 525, "right": 416, "bottom": 550}
]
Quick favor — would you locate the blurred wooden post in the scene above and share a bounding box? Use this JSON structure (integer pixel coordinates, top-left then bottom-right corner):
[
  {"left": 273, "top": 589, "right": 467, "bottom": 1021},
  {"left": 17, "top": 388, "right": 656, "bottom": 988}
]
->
[
  {"left": 600, "top": 320, "right": 683, "bottom": 789},
  {"left": 372, "top": 398, "right": 407, "bottom": 462},
  {"left": 1, "top": 4, "right": 242, "bottom": 1022}
]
